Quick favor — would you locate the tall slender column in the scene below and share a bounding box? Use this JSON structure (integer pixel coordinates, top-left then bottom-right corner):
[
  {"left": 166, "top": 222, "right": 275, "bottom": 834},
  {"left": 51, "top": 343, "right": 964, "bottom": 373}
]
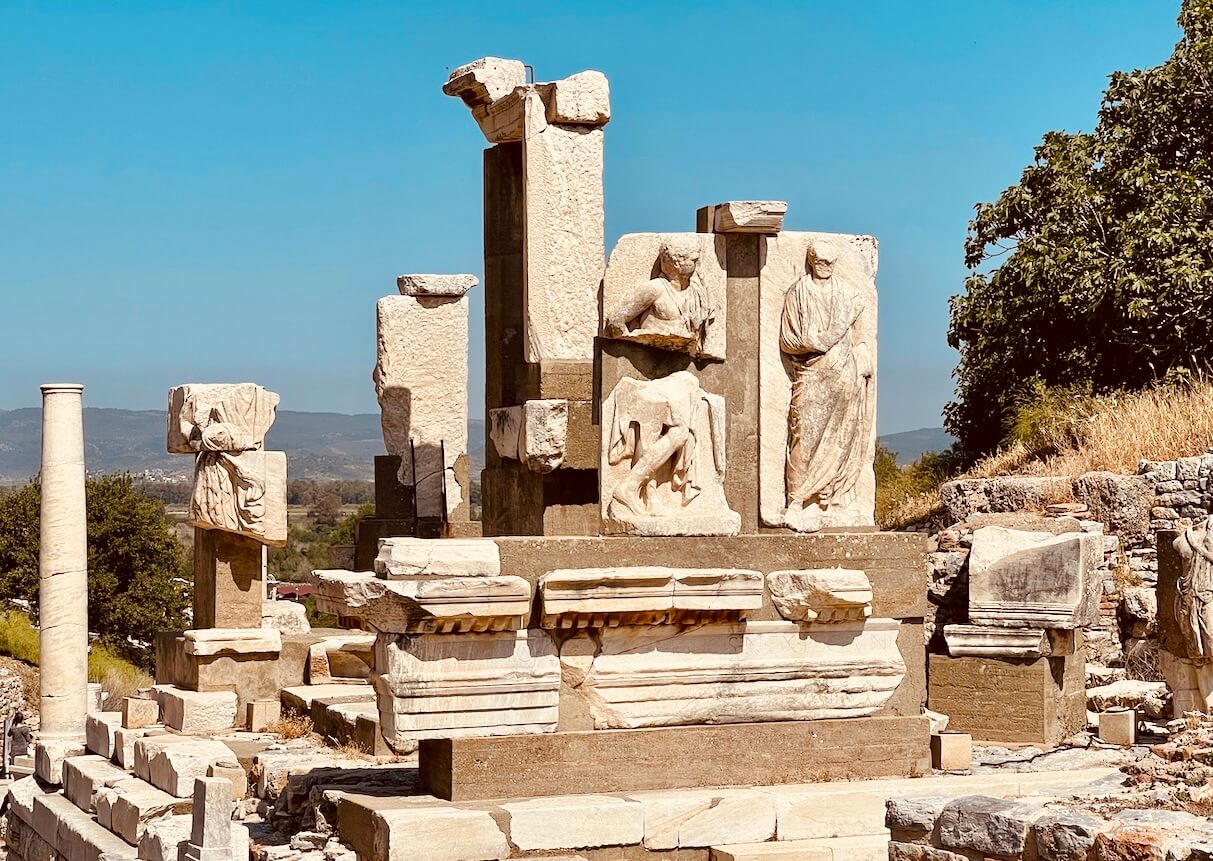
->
[{"left": 35, "top": 383, "right": 89, "bottom": 783}]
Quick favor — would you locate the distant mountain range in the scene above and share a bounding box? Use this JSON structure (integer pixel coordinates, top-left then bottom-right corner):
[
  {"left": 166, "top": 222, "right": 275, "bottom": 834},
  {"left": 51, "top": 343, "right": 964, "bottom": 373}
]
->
[
  {"left": 880, "top": 426, "right": 955, "bottom": 463},
  {"left": 0, "top": 408, "right": 949, "bottom": 483},
  {"left": 0, "top": 408, "right": 486, "bottom": 484}
]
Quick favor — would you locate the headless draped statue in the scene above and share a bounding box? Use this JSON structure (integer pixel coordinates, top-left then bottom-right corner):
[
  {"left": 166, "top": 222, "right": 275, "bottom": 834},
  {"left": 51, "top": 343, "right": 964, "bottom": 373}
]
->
[{"left": 778, "top": 238, "right": 873, "bottom": 532}]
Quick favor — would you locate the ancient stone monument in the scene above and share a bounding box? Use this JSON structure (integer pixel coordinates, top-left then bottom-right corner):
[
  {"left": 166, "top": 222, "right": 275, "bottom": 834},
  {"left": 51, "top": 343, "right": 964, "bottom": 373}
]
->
[{"left": 313, "top": 55, "right": 931, "bottom": 801}]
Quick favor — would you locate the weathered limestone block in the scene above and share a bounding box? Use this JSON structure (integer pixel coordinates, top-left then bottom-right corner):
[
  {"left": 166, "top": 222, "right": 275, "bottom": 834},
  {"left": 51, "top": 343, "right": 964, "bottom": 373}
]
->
[
  {"left": 943, "top": 625, "right": 1052, "bottom": 659},
  {"left": 487, "top": 400, "right": 569, "bottom": 472},
  {"left": 1086, "top": 679, "right": 1169, "bottom": 720},
  {"left": 35, "top": 740, "right": 85, "bottom": 787},
  {"left": 521, "top": 109, "right": 604, "bottom": 364},
  {"left": 601, "top": 372, "right": 739, "bottom": 536},
  {"left": 537, "top": 70, "right": 610, "bottom": 125},
  {"left": 108, "top": 777, "right": 191, "bottom": 845},
  {"left": 374, "top": 292, "right": 470, "bottom": 518},
  {"left": 167, "top": 383, "right": 278, "bottom": 454},
  {"left": 701, "top": 200, "right": 788, "bottom": 234},
  {"left": 443, "top": 56, "right": 527, "bottom": 110},
  {"left": 372, "top": 806, "right": 509, "bottom": 861},
  {"left": 122, "top": 698, "right": 159, "bottom": 730},
  {"left": 758, "top": 233, "right": 877, "bottom": 532},
  {"left": 63, "top": 754, "right": 128, "bottom": 813},
  {"left": 374, "top": 537, "right": 499, "bottom": 579},
  {"left": 246, "top": 700, "right": 280, "bottom": 733},
  {"left": 396, "top": 274, "right": 478, "bottom": 297},
  {"left": 191, "top": 449, "right": 287, "bottom": 546},
  {"left": 207, "top": 761, "right": 248, "bottom": 801},
  {"left": 305, "top": 633, "right": 375, "bottom": 685},
  {"left": 372, "top": 628, "right": 559, "bottom": 754},
  {"left": 968, "top": 526, "right": 1103, "bottom": 629},
  {"left": 115, "top": 727, "right": 166, "bottom": 769},
  {"left": 601, "top": 233, "right": 727, "bottom": 359},
  {"left": 538, "top": 567, "right": 762, "bottom": 628},
  {"left": 625, "top": 788, "right": 776, "bottom": 849},
  {"left": 560, "top": 619, "right": 904, "bottom": 729},
  {"left": 183, "top": 628, "right": 281, "bottom": 657},
  {"left": 137, "top": 814, "right": 248, "bottom": 861},
  {"left": 500, "top": 795, "right": 643, "bottom": 851},
  {"left": 261, "top": 599, "right": 310, "bottom": 634},
  {"left": 40, "top": 790, "right": 139, "bottom": 861},
  {"left": 146, "top": 740, "right": 237, "bottom": 798},
  {"left": 1034, "top": 811, "right": 1104, "bottom": 861},
  {"left": 156, "top": 687, "right": 238, "bottom": 733},
  {"left": 85, "top": 712, "right": 122, "bottom": 758},
  {"left": 311, "top": 569, "right": 531, "bottom": 633},
  {"left": 766, "top": 568, "right": 872, "bottom": 622}
]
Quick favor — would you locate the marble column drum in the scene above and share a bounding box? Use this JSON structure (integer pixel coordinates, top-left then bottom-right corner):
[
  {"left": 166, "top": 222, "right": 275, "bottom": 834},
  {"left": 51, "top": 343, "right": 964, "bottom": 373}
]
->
[{"left": 36, "top": 384, "right": 90, "bottom": 782}]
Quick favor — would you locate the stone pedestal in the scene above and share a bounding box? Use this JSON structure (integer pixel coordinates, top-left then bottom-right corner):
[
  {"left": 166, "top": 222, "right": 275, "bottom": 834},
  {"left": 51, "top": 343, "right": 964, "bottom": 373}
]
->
[
  {"left": 193, "top": 529, "right": 264, "bottom": 629},
  {"left": 36, "top": 384, "right": 90, "bottom": 784},
  {"left": 928, "top": 649, "right": 1086, "bottom": 749}
]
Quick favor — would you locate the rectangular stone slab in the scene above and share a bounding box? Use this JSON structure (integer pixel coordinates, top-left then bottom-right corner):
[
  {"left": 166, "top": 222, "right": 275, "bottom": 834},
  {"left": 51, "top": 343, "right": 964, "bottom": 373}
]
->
[{"left": 418, "top": 716, "right": 929, "bottom": 801}]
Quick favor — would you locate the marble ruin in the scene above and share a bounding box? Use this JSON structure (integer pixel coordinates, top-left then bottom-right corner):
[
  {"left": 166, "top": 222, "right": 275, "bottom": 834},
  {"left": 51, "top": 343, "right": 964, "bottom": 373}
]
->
[{"left": 15, "top": 54, "right": 1121, "bottom": 861}]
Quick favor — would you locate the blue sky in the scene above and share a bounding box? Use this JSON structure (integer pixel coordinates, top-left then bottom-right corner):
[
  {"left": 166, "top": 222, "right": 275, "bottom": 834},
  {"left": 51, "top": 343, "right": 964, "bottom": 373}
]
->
[{"left": 0, "top": 0, "right": 1183, "bottom": 433}]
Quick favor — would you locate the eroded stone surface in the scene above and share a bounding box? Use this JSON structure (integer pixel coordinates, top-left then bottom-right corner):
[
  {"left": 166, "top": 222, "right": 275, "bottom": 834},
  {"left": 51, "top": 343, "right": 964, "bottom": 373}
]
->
[
  {"left": 183, "top": 628, "right": 281, "bottom": 657},
  {"left": 766, "top": 568, "right": 872, "bottom": 622},
  {"left": 601, "top": 372, "right": 739, "bottom": 536},
  {"left": 501, "top": 795, "right": 643, "bottom": 851},
  {"left": 759, "top": 232, "right": 877, "bottom": 532},
  {"left": 374, "top": 537, "right": 500, "bottom": 578},
  {"left": 538, "top": 567, "right": 762, "bottom": 627},
  {"left": 537, "top": 70, "right": 610, "bottom": 125},
  {"left": 601, "top": 233, "right": 727, "bottom": 360},
  {"left": 191, "top": 449, "right": 287, "bottom": 546},
  {"left": 167, "top": 384, "right": 278, "bottom": 454},
  {"left": 710, "top": 200, "right": 788, "bottom": 234},
  {"left": 396, "top": 274, "right": 477, "bottom": 297},
  {"left": 374, "top": 295, "right": 468, "bottom": 518},
  {"left": 560, "top": 619, "right": 904, "bottom": 729}
]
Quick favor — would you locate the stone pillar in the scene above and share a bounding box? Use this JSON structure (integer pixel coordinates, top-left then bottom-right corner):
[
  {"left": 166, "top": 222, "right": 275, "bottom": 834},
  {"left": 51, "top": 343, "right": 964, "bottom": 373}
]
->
[
  {"left": 193, "top": 529, "right": 264, "bottom": 629},
  {"left": 36, "top": 383, "right": 89, "bottom": 783},
  {"left": 180, "top": 776, "right": 234, "bottom": 861},
  {"left": 445, "top": 58, "right": 607, "bottom": 536}
]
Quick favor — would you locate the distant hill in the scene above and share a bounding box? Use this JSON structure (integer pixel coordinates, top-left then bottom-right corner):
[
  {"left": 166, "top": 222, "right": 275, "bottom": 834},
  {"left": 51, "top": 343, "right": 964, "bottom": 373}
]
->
[
  {"left": 0, "top": 406, "right": 941, "bottom": 481},
  {"left": 0, "top": 408, "right": 487, "bottom": 484},
  {"left": 879, "top": 427, "right": 955, "bottom": 464}
]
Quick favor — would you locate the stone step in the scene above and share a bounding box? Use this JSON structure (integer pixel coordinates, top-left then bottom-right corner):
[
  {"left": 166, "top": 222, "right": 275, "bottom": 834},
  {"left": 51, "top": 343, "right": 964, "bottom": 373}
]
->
[
  {"left": 62, "top": 755, "right": 132, "bottom": 813},
  {"left": 137, "top": 813, "right": 249, "bottom": 861},
  {"left": 107, "top": 777, "right": 192, "bottom": 845},
  {"left": 153, "top": 685, "right": 238, "bottom": 733},
  {"left": 142, "top": 738, "right": 239, "bottom": 797},
  {"left": 32, "top": 789, "right": 138, "bottom": 861},
  {"left": 315, "top": 700, "right": 378, "bottom": 744},
  {"left": 280, "top": 683, "right": 373, "bottom": 724},
  {"left": 114, "top": 725, "right": 168, "bottom": 769},
  {"left": 711, "top": 835, "right": 888, "bottom": 861},
  {"left": 85, "top": 712, "right": 123, "bottom": 759}
]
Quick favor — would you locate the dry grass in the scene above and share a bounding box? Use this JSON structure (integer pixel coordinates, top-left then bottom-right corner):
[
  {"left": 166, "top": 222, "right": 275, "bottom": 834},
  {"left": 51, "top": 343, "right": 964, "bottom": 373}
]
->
[
  {"left": 89, "top": 643, "right": 153, "bottom": 710},
  {"left": 336, "top": 739, "right": 373, "bottom": 760},
  {"left": 266, "top": 711, "right": 314, "bottom": 740},
  {"left": 882, "top": 381, "right": 1213, "bottom": 529}
]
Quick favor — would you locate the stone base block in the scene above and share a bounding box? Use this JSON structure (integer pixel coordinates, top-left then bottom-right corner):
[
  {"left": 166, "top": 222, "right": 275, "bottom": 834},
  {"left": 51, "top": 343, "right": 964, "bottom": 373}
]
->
[
  {"left": 246, "top": 700, "right": 280, "bottom": 732},
  {"left": 155, "top": 686, "right": 238, "bottom": 733},
  {"left": 145, "top": 739, "right": 237, "bottom": 797},
  {"left": 114, "top": 726, "right": 166, "bottom": 769},
  {"left": 927, "top": 651, "right": 1085, "bottom": 749},
  {"left": 1098, "top": 709, "right": 1137, "bottom": 746},
  {"left": 35, "top": 739, "right": 86, "bottom": 786},
  {"left": 85, "top": 712, "right": 122, "bottom": 759},
  {"left": 930, "top": 733, "right": 972, "bottom": 772},
  {"left": 419, "top": 716, "right": 930, "bottom": 801},
  {"left": 63, "top": 754, "right": 129, "bottom": 813},
  {"left": 123, "top": 697, "right": 159, "bottom": 729},
  {"left": 30, "top": 790, "right": 138, "bottom": 861}
]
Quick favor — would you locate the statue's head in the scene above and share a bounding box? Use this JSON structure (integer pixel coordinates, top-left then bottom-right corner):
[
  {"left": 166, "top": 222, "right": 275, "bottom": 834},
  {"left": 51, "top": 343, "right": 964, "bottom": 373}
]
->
[
  {"left": 806, "top": 238, "right": 840, "bottom": 281},
  {"left": 659, "top": 240, "right": 700, "bottom": 281}
]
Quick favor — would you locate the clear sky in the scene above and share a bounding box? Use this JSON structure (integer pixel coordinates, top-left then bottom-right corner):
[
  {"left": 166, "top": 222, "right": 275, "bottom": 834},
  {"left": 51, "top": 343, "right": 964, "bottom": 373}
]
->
[{"left": 0, "top": 0, "right": 1183, "bottom": 433}]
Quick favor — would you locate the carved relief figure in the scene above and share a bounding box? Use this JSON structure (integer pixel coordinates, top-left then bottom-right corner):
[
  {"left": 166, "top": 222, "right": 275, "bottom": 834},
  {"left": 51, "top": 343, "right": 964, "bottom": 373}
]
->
[
  {"left": 779, "top": 239, "right": 874, "bottom": 531},
  {"left": 1174, "top": 519, "right": 1213, "bottom": 663},
  {"left": 604, "top": 239, "right": 715, "bottom": 357},
  {"left": 601, "top": 372, "right": 738, "bottom": 535}
]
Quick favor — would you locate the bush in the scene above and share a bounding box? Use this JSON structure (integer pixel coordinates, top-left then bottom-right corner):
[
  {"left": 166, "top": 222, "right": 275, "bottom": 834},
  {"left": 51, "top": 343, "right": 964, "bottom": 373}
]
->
[
  {"left": 90, "top": 642, "right": 153, "bottom": 707},
  {"left": 0, "top": 610, "right": 40, "bottom": 665}
]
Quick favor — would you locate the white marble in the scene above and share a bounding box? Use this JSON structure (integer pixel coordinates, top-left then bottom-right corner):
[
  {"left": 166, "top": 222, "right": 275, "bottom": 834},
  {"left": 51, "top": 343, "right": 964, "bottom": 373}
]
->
[
  {"left": 943, "top": 624, "right": 1051, "bottom": 659},
  {"left": 601, "top": 372, "right": 739, "bottom": 536},
  {"left": 708, "top": 200, "right": 788, "bottom": 234},
  {"left": 167, "top": 383, "right": 278, "bottom": 454},
  {"left": 372, "top": 629, "right": 559, "bottom": 754},
  {"left": 183, "top": 628, "right": 281, "bottom": 657},
  {"left": 602, "top": 233, "right": 727, "bottom": 359},
  {"left": 396, "top": 274, "right": 477, "bottom": 297},
  {"left": 191, "top": 448, "right": 287, "bottom": 546},
  {"left": 537, "top": 70, "right": 611, "bottom": 125},
  {"left": 311, "top": 569, "right": 531, "bottom": 634},
  {"left": 968, "top": 526, "right": 1102, "bottom": 629},
  {"left": 374, "top": 537, "right": 500, "bottom": 578},
  {"left": 38, "top": 384, "right": 89, "bottom": 757},
  {"left": 560, "top": 619, "right": 904, "bottom": 729},
  {"left": 758, "top": 233, "right": 878, "bottom": 532},
  {"left": 488, "top": 400, "right": 569, "bottom": 472},
  {"left": 766, "top": 568, "right": 872, "bottom": 623},
  {"left": 375, "top": 294, "right": 468, "bottom": 518}
]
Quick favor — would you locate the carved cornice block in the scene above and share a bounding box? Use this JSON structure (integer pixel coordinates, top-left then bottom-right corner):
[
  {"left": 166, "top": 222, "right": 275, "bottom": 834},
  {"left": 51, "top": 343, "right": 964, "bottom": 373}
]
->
[{"left": 538, "top": 567, "right": 762, "bottom": 629}]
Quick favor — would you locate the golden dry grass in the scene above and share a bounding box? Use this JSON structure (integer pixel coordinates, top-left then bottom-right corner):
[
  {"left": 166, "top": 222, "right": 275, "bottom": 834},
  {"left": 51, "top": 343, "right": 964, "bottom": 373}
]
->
[
  {"left": 880, "top": 381, "right": 1213, "bottom": 529},
  {"left": 266, "top": 711, "right": 314, "bottom": 740}
]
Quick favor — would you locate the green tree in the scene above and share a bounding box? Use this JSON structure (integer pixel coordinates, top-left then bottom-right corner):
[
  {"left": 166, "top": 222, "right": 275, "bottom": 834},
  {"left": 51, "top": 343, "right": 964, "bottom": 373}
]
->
[
  {"left": 948, "top": 0, "right": 1213, "bottom": 456},
  {"left": 0, "top": 476, "right": 190, "bottom": 665}
]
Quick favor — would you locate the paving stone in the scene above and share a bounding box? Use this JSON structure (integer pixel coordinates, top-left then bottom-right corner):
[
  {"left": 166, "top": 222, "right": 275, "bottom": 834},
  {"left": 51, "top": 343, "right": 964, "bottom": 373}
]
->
[
  {"left": 500, "top": 794, "right": 644, "bottom": 851},
  {"left": 626, "top": 789, "right": 775, "bottom": 849}
]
